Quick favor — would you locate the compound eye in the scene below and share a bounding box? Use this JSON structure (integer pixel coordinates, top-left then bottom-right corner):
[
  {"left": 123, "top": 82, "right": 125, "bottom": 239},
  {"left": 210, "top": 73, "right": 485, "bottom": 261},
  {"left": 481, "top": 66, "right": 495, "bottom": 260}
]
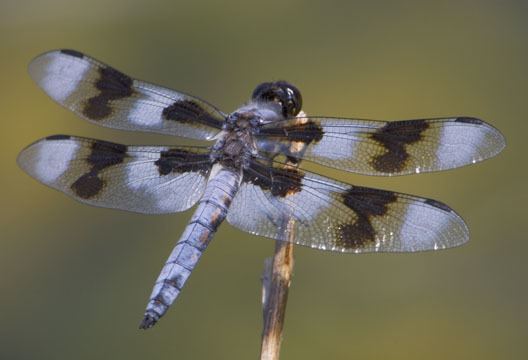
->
[
  {"left": 252, "top": 81, "right": 302, "bottom": 118},
  {"left": 284, "top": 87, "right": 301, "bottom": 117}
]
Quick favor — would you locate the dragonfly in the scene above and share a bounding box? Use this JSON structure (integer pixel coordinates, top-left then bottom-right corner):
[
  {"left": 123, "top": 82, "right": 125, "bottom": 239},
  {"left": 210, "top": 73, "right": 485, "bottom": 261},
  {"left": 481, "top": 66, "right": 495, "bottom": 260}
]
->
[{"left": 18, "top": 49, "right": 505, "bottom": 329}]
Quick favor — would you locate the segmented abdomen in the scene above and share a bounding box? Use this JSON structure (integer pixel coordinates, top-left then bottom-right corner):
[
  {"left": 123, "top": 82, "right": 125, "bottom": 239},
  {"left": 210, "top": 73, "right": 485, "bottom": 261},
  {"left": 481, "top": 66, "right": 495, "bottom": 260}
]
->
[{"left": 140, "top": 165, "right": 240, "bottom": 329}]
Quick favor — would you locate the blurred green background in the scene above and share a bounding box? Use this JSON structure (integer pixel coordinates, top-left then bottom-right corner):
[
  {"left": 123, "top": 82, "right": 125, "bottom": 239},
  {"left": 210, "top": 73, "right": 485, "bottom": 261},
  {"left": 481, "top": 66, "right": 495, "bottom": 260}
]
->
[{"left": 1, "top": 1, "right": 526, "bottom": 359}]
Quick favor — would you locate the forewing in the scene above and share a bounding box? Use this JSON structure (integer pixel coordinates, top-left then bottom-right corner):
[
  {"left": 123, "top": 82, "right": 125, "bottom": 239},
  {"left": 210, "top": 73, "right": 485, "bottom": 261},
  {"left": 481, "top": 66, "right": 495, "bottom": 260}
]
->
[
  {"left": 226, "top": 158, "right": 468, "bottom": 252},
  {"left": 17, "top": 135, "right": 212, "bottom": 214},
  {"left": 255, "top": 117, "right": 505, "bottom": 175},
  {"left": 29, "top": 49, "right": 225, "bottom": 140}
]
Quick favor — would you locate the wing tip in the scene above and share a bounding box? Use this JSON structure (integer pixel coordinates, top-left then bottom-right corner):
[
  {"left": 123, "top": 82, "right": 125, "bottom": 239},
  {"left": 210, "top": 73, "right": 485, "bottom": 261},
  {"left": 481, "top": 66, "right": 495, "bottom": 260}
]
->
[
  {"left": 29, "top": 48, "right": 84, "bottom": 63},
  {"left": 16, "top": 137, "right": 49, "bottom": 174},
  {"left": 457, "top": 116, "right": 506, "bottom": 157},
  {"left": 28, "top": 49, "right": 60, "bottom": 75},
  {"left": 28, "top": 49, "right": 91, "bottom": 103},
  {"left": 430, "top": 116, "right": 506, "bottom": 172},
  {"left": 18, "top": 134, "right": 73, "bottom": 155},
  {"left": 17, "top": 135, "right": 80, "bottom": 185},
  {"left": 16, "top": 147, "right": 31, "bottom": 175},
  {"left": 58, "top": 49, "right": 85, "bottom": 58},
  {"left": 395, "top": 195, "right": 470, "bottom": 252}
]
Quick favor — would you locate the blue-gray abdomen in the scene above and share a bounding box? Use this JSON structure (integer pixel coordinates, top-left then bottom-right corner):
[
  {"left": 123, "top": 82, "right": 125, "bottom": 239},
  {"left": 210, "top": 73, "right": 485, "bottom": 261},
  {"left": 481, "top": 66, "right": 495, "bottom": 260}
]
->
[{"left": 140, "top": 164, "right": 240, "bottom": 329}]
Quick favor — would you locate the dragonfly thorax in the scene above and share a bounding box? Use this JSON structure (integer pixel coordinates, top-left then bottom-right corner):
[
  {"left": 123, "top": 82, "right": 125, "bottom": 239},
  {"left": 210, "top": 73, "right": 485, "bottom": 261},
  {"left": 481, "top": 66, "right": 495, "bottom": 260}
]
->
[
  {"left": 214, "top": 102, "right": 284, "bottom": 168},
  {"left": 213, "top": 116, "right": 257, "bottom": 169},
  {"left": 225, "top": 101, "right": 283, "bottom": 129}
]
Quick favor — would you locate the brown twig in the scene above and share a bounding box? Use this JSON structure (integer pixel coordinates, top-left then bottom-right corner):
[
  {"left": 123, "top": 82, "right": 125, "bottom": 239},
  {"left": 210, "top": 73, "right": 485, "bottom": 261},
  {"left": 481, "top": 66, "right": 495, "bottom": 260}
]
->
[
  {"left": 260, "top": 236, "right": 294, "bottom": 360},
  {"left": 259, "top": 111, "right": 308, "bottom": 359}
]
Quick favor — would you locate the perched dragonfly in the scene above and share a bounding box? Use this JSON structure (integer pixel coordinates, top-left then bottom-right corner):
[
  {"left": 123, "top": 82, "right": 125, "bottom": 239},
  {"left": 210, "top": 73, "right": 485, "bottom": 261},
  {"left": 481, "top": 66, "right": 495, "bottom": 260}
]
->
[{"left": 18, "top": 50, "right": 505, "bottom": 329}]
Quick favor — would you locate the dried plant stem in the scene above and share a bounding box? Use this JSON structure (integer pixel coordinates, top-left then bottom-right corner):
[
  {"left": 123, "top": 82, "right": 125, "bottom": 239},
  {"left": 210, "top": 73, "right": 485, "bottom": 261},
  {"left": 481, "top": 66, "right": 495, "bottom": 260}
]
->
[
  {"left": 259, "top": 111, "right": 306, "bottom": 360},
  {"left": 260, "top": 233, "right": 295, "bottom": 360}
]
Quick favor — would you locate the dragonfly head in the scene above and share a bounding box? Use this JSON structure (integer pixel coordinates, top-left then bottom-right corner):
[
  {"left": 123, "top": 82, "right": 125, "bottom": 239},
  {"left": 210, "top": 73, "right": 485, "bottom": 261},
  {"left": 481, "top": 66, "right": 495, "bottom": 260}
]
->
[{"left": 251, "top": 81, "right": 302, "bottom": 118}]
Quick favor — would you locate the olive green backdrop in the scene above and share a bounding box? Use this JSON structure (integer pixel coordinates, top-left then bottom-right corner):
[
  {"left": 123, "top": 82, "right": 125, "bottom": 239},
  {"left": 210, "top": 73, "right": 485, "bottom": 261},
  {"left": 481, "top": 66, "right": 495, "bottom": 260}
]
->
[{"left": 1, "top": 1, "right": 526, "bottom": 359}]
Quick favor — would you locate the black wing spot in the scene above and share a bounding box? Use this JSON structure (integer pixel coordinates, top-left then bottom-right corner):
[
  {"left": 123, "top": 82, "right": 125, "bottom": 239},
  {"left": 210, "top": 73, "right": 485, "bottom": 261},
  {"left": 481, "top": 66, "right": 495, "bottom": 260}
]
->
[
  {"left": 88, "top": 140, "right": 127, "bottom": 171},
  {"left": 83, "top": 66, "right": 134, "bottom": 120},
  {"left": 339, "top": 187, "right": 397, "bottom": 249},
  {"left": 424, "top": 198, "right": 452, "bottom": 212},
  {"left": 71, "top": 172, "right": 103, "bottom": 199},
  {"left": 154, "top": 148, "right": 211, "bottom": 176},
  {"left": 70, "top": 140, "right": 127, "bottom": 199},
  {"left": 259, "top": 120, "right": 323, "bottom": 145},
  {"left": 285, "top": 155, "right": 300, "bottom": 164},
  {"left": 455, "top": 117, "right": 483, "bottom": 125},
  {"left": 60, "top": 49, "right": 84, "bottom": 58},
  {"left": 285, "top": 121, "right": 324, "bottom": 144},
  {"left": 46, "top": 134, "right": 71, "bottom": 140},
  {"left": 269, "top": 168, "right": 303, "bottom": 197},
  {"left": 162, "top": 100, "right": 223, "bottom": 128},
  {"left": 243, "top": 161, "right": 304, "bottom": 198},
  {"left": 370, "top": 119, "right": 429, "bottom": 173}
]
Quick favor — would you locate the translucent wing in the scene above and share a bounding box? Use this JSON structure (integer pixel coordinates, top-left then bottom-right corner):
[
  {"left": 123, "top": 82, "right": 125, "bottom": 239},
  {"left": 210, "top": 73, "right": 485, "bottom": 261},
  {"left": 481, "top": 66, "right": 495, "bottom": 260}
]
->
[
  {"left": 17, "top": 135, "right": 212, "bottom": 214},
  {"left": 29, "top": 49, "right": 225, "bottom": 140},
  {"left": 255, "top": 117, "right": 505, "bottom": 175},
  {"left": 226, "top": 158, "right": 468, "bottom": 252}
]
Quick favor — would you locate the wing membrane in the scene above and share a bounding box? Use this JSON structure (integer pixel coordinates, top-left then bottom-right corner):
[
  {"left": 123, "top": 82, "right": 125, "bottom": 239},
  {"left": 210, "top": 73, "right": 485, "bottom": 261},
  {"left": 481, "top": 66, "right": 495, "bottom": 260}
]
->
[
  {"left": 17, "top": 135, "right": 212, "bottom": 214},
  {"left": 226, "top": 158, "right": 468, "bottom": 252},
  {"left": 29, "top": 49, "right": 225, "bottom": 140},
  {"left": 256, "top": 117, "right": 505, "bottom": 175}
]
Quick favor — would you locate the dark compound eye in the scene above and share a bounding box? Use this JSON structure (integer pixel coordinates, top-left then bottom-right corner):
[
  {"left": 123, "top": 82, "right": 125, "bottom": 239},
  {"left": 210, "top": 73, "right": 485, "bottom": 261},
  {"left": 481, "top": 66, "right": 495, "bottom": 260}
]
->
[{"left": 252, "top": 81, "right": 302, "bottom": 117}]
